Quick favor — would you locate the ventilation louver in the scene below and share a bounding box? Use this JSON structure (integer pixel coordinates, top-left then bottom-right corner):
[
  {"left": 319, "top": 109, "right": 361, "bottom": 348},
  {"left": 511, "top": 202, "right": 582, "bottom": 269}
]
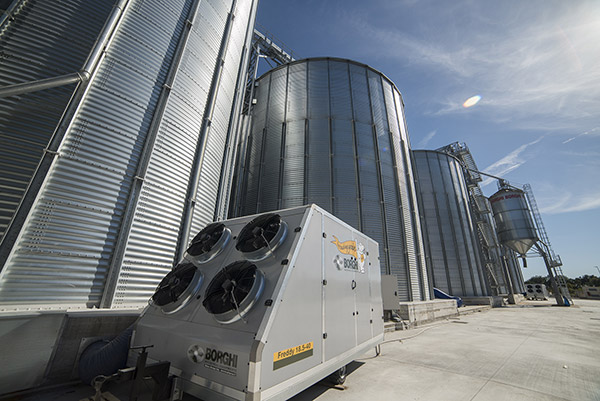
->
[
  {"left": 202, "top": 260, "right": 265, "bottom": 324},
  {"left": 151, "top": 262, "right": 203, "bottom": 314},
  {"left": 187, "top": 222, "right": 231, "bottom": 263},
  {"left": 235, "top": 213, "right": 287, "bottom": 261}
]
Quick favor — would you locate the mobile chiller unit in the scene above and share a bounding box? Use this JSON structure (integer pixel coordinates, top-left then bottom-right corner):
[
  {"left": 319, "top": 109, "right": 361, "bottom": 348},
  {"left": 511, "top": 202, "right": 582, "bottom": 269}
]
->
[
  {"left": 132, "top": 204, "right": 384, "bottom": 400},
  {"left": 525, "top": 284, "right": 549, "bottom": 300}
]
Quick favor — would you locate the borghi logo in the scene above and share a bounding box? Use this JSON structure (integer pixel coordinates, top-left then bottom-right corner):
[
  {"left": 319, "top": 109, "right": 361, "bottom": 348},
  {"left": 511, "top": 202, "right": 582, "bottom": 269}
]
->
[{"left": 331, "top": 235, "right": 366, "bottom": 273}]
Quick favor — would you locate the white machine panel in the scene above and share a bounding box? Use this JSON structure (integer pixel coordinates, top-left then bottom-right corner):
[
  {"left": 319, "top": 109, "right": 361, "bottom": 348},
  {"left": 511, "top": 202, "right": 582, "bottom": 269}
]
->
[{"left": 133, "top": 204, "right": 384, "bottom": 401}]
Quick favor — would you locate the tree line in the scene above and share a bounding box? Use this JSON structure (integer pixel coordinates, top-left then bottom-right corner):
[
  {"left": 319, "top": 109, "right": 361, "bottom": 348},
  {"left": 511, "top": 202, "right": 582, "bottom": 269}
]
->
[{"left": 525, "top": 274, "right": 600, "bottom": 295}]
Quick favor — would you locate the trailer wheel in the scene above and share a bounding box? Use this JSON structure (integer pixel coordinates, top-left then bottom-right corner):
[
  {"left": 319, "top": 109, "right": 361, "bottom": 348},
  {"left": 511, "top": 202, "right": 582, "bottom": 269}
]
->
[{"left": 328, "top": 365, "right": 347, "bottom": 385}]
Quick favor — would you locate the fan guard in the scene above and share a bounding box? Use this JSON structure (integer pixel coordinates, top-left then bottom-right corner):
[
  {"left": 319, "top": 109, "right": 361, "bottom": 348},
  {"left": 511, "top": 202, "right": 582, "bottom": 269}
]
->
[
  {"left": 151, "top": 262, "right": 203, "bottom": 314},
  {"left": 186, "top": 222, "right": 231, "bottom": 263},
  {"left": 202, "top": 260, "right": 265, "bottom": 324},
  {"left": 235, "top": 213, "right": 287, "bottom": 261}
]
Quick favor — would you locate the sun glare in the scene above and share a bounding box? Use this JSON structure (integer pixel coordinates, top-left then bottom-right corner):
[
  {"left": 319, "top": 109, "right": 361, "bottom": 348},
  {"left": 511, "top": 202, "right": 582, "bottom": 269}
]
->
[{"left": 463, "top": 95, "right": 482, "bottom": 108}]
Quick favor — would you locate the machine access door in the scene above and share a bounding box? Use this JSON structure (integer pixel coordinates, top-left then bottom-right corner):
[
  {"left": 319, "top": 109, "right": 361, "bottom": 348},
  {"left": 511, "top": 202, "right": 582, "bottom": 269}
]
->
[
  {"left": 323, "top": 215, "right": 357, "bottom": 361},
  {"left": 353, "top": 232, "right": 374, "bottom": 345}
]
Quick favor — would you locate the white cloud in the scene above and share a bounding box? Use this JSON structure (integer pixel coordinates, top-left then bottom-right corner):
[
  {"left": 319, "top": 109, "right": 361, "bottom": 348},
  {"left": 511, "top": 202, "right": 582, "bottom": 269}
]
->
[
  {"left": 480, "top": 136, "right": 544, "bottom": 187},
  {"left": 562, "top": 126, "right": 600, "bottom": 144},
  {"left": 540, "top": 192, "right": 600, "bottom": 214},
  {"left": 416, "top": 130, "right": 436, "bottom": 148},
  {"left": 342, "top": 1, "right": 600, "bottom": 125}
]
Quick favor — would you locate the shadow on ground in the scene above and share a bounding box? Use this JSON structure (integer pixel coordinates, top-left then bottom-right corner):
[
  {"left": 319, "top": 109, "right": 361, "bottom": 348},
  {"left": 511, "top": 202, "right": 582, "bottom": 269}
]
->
[{"left": 289, "top": 361, "right": 365, "bottom": 400}]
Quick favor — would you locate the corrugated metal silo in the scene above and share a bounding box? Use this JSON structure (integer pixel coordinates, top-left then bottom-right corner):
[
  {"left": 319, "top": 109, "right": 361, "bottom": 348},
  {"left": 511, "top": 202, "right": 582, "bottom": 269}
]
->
[
  {"left": 0, "top": 0, "right": 258, "bottom": 310},
  {"left": 413, "top": 150, "right": 488, "bottom": 297},
  {"left": 489, "top": 188, "right": 538, "bottom": 256},
  {"left": 0, "top": 0, "right": 118, "bottom": 243},
  {"left": 233, "top": 58, "right": 430, "bottom": 301}
]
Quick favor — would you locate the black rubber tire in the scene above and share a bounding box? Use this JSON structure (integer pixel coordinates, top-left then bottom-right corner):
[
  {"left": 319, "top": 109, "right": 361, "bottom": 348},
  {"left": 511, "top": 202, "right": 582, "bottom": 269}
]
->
[{"left": 328, "top": 365, "right": 347, "bottom": 385}]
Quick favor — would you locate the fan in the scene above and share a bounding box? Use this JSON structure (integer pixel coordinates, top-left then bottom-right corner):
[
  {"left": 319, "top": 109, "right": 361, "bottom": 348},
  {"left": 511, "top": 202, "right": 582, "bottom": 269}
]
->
[
  {"left": 186, "top": 222, "right": 231, "bottom": 263},
  {"left": 235, "top": 213, "right": 288, "bottom": 261},
  {"left": 202, "top": 260, "right": 265, "bottom": 324},
  {"left": 151, "top": 262, "right": 203, "bottom": 314}
]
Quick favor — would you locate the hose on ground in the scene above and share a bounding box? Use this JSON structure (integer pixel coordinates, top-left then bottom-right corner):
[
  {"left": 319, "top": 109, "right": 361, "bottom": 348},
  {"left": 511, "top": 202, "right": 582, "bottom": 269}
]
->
[{"left": 78, "top": 325, "right": 134, "bottom": 385}]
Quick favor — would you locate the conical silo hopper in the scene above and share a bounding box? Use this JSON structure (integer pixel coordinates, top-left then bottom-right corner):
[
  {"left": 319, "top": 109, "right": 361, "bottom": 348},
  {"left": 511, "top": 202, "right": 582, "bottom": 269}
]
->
[{"left": 489, "top": 188, "right": 538, "bottom": 255}]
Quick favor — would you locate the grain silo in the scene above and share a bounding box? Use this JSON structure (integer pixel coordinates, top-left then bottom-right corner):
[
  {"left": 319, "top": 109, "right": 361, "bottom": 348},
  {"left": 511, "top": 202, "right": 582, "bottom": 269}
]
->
[
  {"left": 488, "top": 187, "right": 537, "bottom": 296},
  {"left": 489, "top": 188, "right": 538, "bottom": 256},
  {"left": 413, "top": 150, "right": 488, "bottom": 297},
  {"left": 0, "top": 0, "right": 258, "bottom": 310},
  {"left": 232, "top": 58, "right": 430, "bottom": 301}
]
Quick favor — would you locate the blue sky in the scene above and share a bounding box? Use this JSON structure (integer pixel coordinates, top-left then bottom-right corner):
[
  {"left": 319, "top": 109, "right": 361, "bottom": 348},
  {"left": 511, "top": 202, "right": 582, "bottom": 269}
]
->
[{"left": 255, "top": 0, "right": 600, "bottom": 279}]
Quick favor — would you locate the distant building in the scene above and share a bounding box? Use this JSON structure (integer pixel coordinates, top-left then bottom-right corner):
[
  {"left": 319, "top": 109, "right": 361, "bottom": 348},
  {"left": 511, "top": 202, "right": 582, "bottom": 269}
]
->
[{"left": 577, "top": 286, "right": 600, "bottom": 299}]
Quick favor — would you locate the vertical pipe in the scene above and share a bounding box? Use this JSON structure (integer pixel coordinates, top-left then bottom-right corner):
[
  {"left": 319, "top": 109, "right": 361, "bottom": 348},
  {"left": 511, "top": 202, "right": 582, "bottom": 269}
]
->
[
  {"left": 254, "top": 73, "right": 272, "bottom": 214},
  {"left": 276, "top": 66, "right": 289, "bottom": 210},
  {"left": 347, "top": 63, "right": 363, "bottom": 232},
  {"left": 239, "top": 131, "right": 254, "bottom": 215},
  {"left": 303, "top": 62, "right": 310, "bottom": 206},
  {"left": 231, "top": 46, "right": 261, "bottom": 217},
  {"left": 214, "top": 0, "right": 259, "bottom": 221},
  {"left": 327, "top": 60, "right": 334, "bottom": 213}
]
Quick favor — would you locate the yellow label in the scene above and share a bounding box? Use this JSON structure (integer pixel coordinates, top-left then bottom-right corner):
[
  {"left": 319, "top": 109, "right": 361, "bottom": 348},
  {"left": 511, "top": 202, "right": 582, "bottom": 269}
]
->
[
  {"left": 273, "top": 342, "right": 314, "bottom": 363},
  {"left": 331, "top": 236, "right": 357, "bottom": 258}
]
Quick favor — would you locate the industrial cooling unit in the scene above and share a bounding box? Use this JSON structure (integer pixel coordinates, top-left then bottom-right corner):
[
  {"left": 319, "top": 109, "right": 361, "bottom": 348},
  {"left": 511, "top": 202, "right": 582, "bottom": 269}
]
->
[
  {"left": 132, "top": 204, "right": 384, "bottom": 400},
  {"left": 525, "top": 284, "right": 549, "bottom": 300}
]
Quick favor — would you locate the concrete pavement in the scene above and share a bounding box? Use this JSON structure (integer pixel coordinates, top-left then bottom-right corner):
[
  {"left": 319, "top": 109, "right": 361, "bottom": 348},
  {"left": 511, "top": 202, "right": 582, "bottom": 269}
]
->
[
  {"left": 291, "top": 299, "right": 600, "bottom": 401},
  {"left": 5, "top": 300, "right": 599, "bottom": 401}
]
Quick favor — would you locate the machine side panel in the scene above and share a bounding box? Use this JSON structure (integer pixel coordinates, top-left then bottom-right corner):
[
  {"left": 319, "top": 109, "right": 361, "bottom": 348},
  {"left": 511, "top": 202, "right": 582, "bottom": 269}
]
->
[
  {"left": 353, "top": 230, "right": 375, "bottom": 345},
  {"left": 368, "top": 238, "right": 384, "bottom": 337},
  {"left": 253, "top": 207, "right": 314, "bottom": 341},
  {"left": 133, "top": 314, "right": 253, "bottom": 393},
  {"left": 323, "top": 214, "right": 358, "bottom": 360},
  {"left": 259, "top": 208, "right": 324, "bottom": 390}
]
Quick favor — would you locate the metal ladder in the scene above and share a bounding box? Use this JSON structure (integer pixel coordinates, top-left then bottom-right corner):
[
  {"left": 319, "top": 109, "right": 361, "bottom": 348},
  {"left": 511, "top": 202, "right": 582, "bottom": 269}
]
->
[
  {"left": 524, "top": 184, "right": 573, "bottom": 305},
  {"left": 524, "top": 184, "right": 559, "bottom": 263}
]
